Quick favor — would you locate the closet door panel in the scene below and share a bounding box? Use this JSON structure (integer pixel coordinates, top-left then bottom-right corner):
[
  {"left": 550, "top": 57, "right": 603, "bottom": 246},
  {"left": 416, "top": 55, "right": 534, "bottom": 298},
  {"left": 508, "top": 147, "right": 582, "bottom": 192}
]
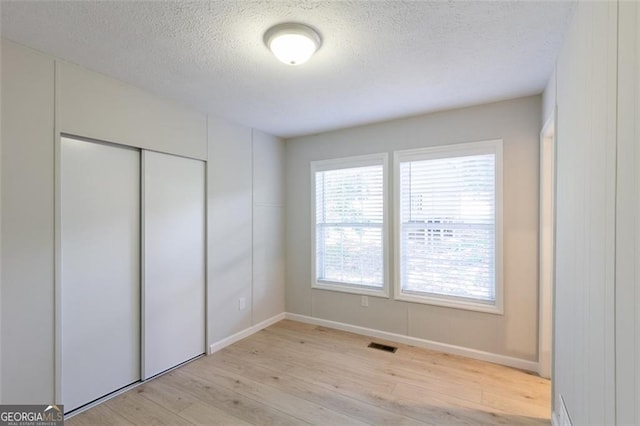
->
[
  {"left": 61, "top": 137, "right": 140, "bottom": 412},
  {"left": 143, "top": 151, "right": 205, "bottom": 379}
]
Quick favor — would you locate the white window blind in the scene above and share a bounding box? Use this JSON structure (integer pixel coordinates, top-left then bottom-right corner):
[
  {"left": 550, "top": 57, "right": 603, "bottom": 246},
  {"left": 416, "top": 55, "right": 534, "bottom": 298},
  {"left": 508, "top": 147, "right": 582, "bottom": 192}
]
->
[
  {"left": 314, "top": 161, "right": 384, "bottom": 289},
  {"left": 398, "top": 144, "right": 500, "bottom": 306}
]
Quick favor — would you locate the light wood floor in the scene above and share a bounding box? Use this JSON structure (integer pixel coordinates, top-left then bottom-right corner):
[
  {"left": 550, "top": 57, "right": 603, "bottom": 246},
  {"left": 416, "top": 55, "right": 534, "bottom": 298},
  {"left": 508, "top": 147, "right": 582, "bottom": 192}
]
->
[{"left": 66, "top": 320, "right": 550, "bottom": 425}]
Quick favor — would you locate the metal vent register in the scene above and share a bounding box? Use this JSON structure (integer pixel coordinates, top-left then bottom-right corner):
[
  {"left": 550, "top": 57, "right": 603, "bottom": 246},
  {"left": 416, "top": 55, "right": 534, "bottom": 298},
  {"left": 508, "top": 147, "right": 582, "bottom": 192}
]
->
[{"left": 368, "top": 342, "right": 397, "bottom": 353}]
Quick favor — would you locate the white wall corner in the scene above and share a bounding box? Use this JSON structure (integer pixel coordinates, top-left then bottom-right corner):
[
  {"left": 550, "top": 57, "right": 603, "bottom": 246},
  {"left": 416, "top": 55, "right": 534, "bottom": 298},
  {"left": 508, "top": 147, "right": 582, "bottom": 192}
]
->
[
  {"left": 542, "top": 66, "right": 557, "bottom": 128},
  {"left": 208, "top": 312, "right": 285, "bottom": 354},
  {"left": 284, "top": 313, "right": 538, "bottom": 372}
]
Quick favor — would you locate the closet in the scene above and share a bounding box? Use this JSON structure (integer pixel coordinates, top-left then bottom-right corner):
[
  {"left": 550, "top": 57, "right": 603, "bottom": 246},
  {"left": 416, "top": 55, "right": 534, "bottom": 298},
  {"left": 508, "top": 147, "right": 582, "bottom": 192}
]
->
[{"left": 60, "top": 136, "right": 205, "bottom": 412}]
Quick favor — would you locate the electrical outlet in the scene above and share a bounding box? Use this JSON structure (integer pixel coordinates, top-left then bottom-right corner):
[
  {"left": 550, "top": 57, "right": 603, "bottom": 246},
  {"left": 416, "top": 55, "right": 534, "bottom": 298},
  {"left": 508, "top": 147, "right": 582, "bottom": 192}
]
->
[
  {"left": 361, "top": 296, "right": 369, "bottom": 307},
  {"left": 239, "top": 297, "right": 246, "bottom": 310}
]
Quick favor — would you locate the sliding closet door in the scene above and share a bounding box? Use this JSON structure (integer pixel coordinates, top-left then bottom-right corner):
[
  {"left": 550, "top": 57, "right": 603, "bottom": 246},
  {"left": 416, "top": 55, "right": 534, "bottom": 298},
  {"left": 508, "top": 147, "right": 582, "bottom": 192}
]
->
[
  {"left": 143, "top": 151, "right": 205, "bottom": 379},
  {"left": 61, "top": 137, "right": 140, "bottom": 412}
]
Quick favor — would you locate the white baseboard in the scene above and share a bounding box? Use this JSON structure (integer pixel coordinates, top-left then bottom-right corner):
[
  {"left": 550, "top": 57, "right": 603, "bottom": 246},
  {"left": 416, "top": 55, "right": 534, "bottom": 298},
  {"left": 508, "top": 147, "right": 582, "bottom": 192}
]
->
[
  {"left": 208, "top": 311, "right": 538, "bottom": 372},
  {"left": 285, "top": 312, "right": 538, "bottom": 372},
  {"left": 555, "top": 394, "right": 572, "bottom": 426},
  {"left": 208, "top": 312, "right": 286, "bottom": 354}
]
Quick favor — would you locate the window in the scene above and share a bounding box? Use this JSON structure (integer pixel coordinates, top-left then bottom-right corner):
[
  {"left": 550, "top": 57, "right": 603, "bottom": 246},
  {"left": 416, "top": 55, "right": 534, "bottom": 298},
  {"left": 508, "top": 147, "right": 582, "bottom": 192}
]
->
[
  {"left": 394, "top": 140, "right": 503, "bottom": 313},
  {"left": 311, "top": 154, "right": 388, "bottom": 296}
]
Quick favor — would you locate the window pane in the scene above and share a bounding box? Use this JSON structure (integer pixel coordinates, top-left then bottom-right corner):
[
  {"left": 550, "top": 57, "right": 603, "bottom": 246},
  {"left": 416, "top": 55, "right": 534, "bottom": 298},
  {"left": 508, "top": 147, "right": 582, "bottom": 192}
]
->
[
  {"left": 399, "top": 153, "right": 496, "bottom": 302},
  {"left": 315, "top": 163, "right": 384, "bottom": 288},
  {"left": 316, "top": 165, "right": 383, "bottom": 224},
  {"left": 317, "top": 225, "right": 383, "bottom": 286}
]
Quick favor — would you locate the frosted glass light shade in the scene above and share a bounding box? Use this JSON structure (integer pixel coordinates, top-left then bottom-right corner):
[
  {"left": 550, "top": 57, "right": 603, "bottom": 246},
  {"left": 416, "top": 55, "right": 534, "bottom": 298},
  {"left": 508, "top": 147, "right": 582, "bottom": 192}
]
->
[{"left": 264, "top": 23, "right": 321, "bottom": 66}]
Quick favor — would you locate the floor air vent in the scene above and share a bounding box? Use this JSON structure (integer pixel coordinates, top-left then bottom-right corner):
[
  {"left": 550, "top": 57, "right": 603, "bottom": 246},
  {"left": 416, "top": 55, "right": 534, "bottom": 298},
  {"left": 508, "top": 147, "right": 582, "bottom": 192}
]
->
[{"left": 368, "top": 342, "right": 397, "bottom": 353}]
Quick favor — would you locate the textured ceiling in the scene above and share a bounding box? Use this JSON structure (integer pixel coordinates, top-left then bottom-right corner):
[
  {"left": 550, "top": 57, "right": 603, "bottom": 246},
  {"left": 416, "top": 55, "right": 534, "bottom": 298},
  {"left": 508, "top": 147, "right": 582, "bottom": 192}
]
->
[{"left": 0, "top": 1, "right": 574, "bottom": 138}]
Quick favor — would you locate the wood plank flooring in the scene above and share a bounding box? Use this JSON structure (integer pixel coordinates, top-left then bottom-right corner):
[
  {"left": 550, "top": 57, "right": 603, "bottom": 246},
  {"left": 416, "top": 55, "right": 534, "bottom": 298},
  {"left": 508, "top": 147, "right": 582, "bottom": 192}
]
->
[{"left": 66, "top": 320, "right": 550, "bottom": 425}]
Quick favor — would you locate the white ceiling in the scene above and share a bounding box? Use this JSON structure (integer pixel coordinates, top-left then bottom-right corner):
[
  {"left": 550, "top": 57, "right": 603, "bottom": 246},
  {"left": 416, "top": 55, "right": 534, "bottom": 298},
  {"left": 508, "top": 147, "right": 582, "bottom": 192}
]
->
[{"left": 0, "top": 1, "right": 574, "bottom": 138}]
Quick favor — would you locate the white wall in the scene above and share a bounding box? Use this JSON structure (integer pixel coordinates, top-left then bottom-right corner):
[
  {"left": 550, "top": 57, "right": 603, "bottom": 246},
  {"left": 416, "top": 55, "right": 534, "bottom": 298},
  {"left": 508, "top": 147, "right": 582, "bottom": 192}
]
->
[
  {"left": 285, "top": 96, "right": 540, "bottom": 363},
  {"left": 0, "top": 39, "right": 285, "bottom": 404},
  {"left": 545, "top": 1, "right": 637, "bottom": 424},
  {"left": 252, "top": 130, "right": 286, "bottom": 324},
  {"left": 1, "top": 38, "right": 55, "bottom": 404},
  {"left": 1, "top": 38, "right": 3, "bottom": 406},
  {"left": 207, "top": 120, "right": 286, "bottom": 346},
  {"left": 615, "top": 1, "right": 640, "bottom": 424},
  {"left": 541, "top": 68, "right": 556, "bottom": 127},
  {"left": 207, "top": 117, "right": 253, "bottom": 342},
  {"left": 57, "top": 61, "right": 207, "bottom": 160}
]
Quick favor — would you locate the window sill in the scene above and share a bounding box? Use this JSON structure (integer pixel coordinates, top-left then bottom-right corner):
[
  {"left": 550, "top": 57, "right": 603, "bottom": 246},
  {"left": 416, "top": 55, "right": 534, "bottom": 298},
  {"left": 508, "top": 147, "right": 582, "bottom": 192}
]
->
[
  {"left": 394, "top": 292, "right": 503, "bottom": 315},
  {"left": 312, "top": 281, "right": 389, "bottom": 298}
]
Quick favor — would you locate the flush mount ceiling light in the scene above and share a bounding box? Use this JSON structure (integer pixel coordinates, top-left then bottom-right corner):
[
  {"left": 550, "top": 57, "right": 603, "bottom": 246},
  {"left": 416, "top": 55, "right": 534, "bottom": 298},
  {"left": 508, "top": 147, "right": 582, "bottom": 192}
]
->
[{"left": 264, "top": 23, "right": 321, "bottom": 66}]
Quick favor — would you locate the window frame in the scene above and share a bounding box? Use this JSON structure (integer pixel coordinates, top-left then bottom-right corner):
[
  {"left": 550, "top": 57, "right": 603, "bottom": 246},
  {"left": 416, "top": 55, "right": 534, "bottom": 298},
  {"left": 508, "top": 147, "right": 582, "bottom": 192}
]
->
[
  {"left": 393, "top": 140, "right": 504, "bottom": 314},
  {"left": 310, "top": 153, "right": 389, "bottom": 298}
]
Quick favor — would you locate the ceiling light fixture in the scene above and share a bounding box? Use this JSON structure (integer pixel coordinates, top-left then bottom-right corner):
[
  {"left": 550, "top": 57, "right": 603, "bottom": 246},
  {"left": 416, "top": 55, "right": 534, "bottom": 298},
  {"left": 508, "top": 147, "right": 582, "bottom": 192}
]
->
[{"left": 264, "top": 23, "right": 321, "bottom": 66}]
